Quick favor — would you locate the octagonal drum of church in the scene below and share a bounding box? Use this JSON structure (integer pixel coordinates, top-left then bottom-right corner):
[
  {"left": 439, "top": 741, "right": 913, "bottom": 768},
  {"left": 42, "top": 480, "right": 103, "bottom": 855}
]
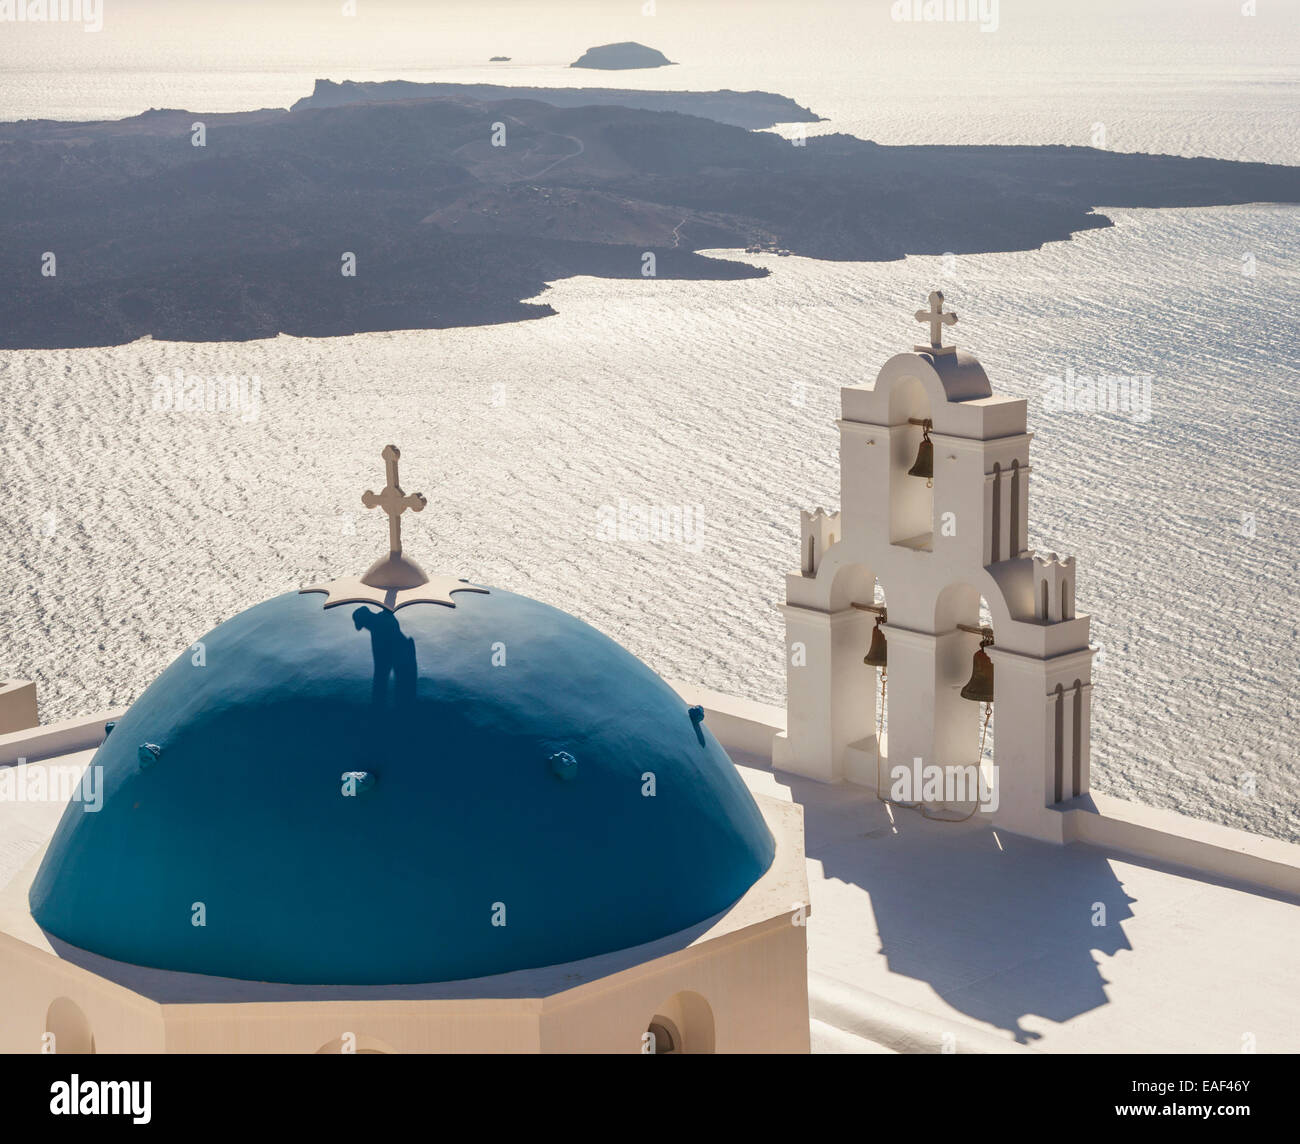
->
[{"left": 29, "top": 587, "right": 776, "bottom": 986}]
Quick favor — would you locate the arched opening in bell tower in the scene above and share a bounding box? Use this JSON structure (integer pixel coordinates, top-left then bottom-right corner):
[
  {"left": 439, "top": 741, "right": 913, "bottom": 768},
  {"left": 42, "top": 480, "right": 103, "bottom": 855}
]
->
[
  {"left": 822, "top": 562, "right": 881, "bottom": 785},
  {"left": 932, "top": 585, "right": 997, "bottom": 818},
  {"left": 889, "top": 377, "right": 933, "bottom": 550},
  {"left": 860, "top": 578, "right": 890, "bottom": 772}
]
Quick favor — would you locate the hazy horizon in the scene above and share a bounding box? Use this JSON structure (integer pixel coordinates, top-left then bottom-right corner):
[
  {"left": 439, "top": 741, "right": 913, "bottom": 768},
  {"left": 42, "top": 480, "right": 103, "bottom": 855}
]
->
[{"left": 1, "top": 0, "right": 1297, "bottom": 163}]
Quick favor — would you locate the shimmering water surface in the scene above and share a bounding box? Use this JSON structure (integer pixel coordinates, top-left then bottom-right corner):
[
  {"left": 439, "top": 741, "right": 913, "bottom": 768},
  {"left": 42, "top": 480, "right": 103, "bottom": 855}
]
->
[{"left": 1, "top": 1, "right": 1298, "bottom": 839}]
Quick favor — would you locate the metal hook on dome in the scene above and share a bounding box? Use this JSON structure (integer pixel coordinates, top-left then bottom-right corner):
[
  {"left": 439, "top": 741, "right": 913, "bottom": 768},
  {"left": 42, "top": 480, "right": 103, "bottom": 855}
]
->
[{"left": 549, "top": 751, "right": 578, "bottom": 781}]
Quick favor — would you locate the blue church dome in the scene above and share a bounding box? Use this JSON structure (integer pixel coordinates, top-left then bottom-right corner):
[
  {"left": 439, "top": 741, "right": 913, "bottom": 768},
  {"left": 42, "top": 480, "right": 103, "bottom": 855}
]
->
[{"left": 29, "top": 586, "right": 775, "bottom": 986}]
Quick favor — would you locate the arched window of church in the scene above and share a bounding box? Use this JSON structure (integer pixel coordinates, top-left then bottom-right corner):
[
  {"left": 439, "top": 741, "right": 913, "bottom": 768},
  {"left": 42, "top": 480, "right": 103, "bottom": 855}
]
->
[
  {"left": 1062, "top": 578, "right": 1074, "bottom": 620},
  {"left": 1041, "top": 580, "right": 1050, "bottom": 622},
  {"left": 645, "top": 992, "right": 713, "bottom": 1053},
  {"left": 45, "top": 998, "right": 95, "bottom": 1054},
  {"left": 646, "top": 1018, "right": 680, "bottom": 1054}
]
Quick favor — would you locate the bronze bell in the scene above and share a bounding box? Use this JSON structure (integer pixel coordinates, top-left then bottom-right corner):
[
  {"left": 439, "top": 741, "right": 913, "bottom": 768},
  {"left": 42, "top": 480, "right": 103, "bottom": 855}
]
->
[
  {"left": 864, "top": 617, "right": 887, "bottom": 668},
  {"left": 960, "top": 637, "right": 994, "bottom": 704},
  {"left": 907, "top": 424, "right": 934, "bottom": 484}
]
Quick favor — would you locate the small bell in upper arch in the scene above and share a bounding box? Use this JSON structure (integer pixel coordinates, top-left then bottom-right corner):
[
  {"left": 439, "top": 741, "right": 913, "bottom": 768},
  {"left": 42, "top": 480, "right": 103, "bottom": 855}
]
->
[
  {"left": 959, "top": 635, "right": 995, "bottom": 704},
  {"left": 864, "top": 615, "right": 887, "bottom": 668},
  {"left": 907, "top": 422, "right": 934, "bottom": 487}
]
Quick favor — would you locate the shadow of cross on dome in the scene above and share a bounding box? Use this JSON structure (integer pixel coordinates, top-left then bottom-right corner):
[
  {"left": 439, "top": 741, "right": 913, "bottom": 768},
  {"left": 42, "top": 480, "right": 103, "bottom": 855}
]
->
[
  {"left": 770, "top": 770, "right": 1136, "bottom": 1043},
  {"left": 352, "top": 606, "right": 417, "bottom": 710}
]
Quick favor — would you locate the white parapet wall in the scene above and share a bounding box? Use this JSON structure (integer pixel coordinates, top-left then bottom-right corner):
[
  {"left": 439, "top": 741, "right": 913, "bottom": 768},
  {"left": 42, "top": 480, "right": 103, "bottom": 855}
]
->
[
  {"left": 670, "top": 681, "right": 1300, "bottom": 899},
  {"left": 670, "top": 681, "right": 786, "bottom": 762},
  {"left": 0, "top": 681, "right": 39, "bottom": 737},
  {"left": 0, "top": 710, "right": 123, "bottom": 767},
  {"left": 1061, "top": 792, "right": 1300, "bottom": 899},
  {"left": 809, "top": 972, "right": 1037, "bottom": 1055}
]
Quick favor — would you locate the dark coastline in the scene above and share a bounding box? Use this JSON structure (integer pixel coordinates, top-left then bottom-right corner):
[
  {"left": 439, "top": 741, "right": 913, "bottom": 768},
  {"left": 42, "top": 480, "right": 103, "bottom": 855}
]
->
[{"left": 1, "top": 87, "right": 1296, "bottom": 349}]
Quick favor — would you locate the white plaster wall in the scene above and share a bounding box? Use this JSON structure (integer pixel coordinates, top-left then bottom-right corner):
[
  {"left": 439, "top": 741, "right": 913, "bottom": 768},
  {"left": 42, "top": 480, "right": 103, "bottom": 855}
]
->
[{"left": 779, "top": 349, "right": 1097, "bottom": 839}]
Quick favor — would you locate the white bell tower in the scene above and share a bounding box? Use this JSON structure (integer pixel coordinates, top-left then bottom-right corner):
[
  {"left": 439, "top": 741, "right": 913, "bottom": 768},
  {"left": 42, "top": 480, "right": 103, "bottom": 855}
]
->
[{"left": 773, "top": 292, "right": 1095, "bottom": 843}]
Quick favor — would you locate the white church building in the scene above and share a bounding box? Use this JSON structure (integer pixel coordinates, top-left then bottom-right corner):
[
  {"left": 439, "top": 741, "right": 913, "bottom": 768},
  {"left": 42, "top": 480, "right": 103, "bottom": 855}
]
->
[{"left": 0, "top": 449, "right": 810, "bottom": 1054}]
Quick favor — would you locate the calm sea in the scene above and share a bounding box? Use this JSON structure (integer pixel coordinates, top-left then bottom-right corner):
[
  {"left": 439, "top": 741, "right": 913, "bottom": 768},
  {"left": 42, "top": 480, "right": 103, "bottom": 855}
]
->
[{"left": 1, "top": 0, "right": 1297, "bottom": 839}]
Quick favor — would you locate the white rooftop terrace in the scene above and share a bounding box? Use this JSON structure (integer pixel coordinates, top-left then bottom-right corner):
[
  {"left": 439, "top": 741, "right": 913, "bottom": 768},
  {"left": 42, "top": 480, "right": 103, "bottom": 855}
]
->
[
  {"left": 730, "top": 755, "right": 1300, "bottom": 1053},
  {"left": 2, "top": 711, "right": 1297, "bottom": 1053}
]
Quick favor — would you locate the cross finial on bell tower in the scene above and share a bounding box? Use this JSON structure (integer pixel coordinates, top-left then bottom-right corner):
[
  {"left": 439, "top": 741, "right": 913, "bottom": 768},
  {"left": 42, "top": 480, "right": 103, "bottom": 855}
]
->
[{"left": 914, "top": 290, "right": 958, "bottom": 355}]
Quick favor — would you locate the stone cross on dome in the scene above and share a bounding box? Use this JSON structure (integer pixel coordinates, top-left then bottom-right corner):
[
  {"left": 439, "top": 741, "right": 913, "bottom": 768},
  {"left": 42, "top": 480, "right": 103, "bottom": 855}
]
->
[
  {"left": 363, "top": 445, "right": 426, "bottom": 561},
  {"left": 300, "top": 445, "right": 489, "bottom": 612},
  {"left": 914, "top": 290, "right": 958, "bottom": 355}
]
